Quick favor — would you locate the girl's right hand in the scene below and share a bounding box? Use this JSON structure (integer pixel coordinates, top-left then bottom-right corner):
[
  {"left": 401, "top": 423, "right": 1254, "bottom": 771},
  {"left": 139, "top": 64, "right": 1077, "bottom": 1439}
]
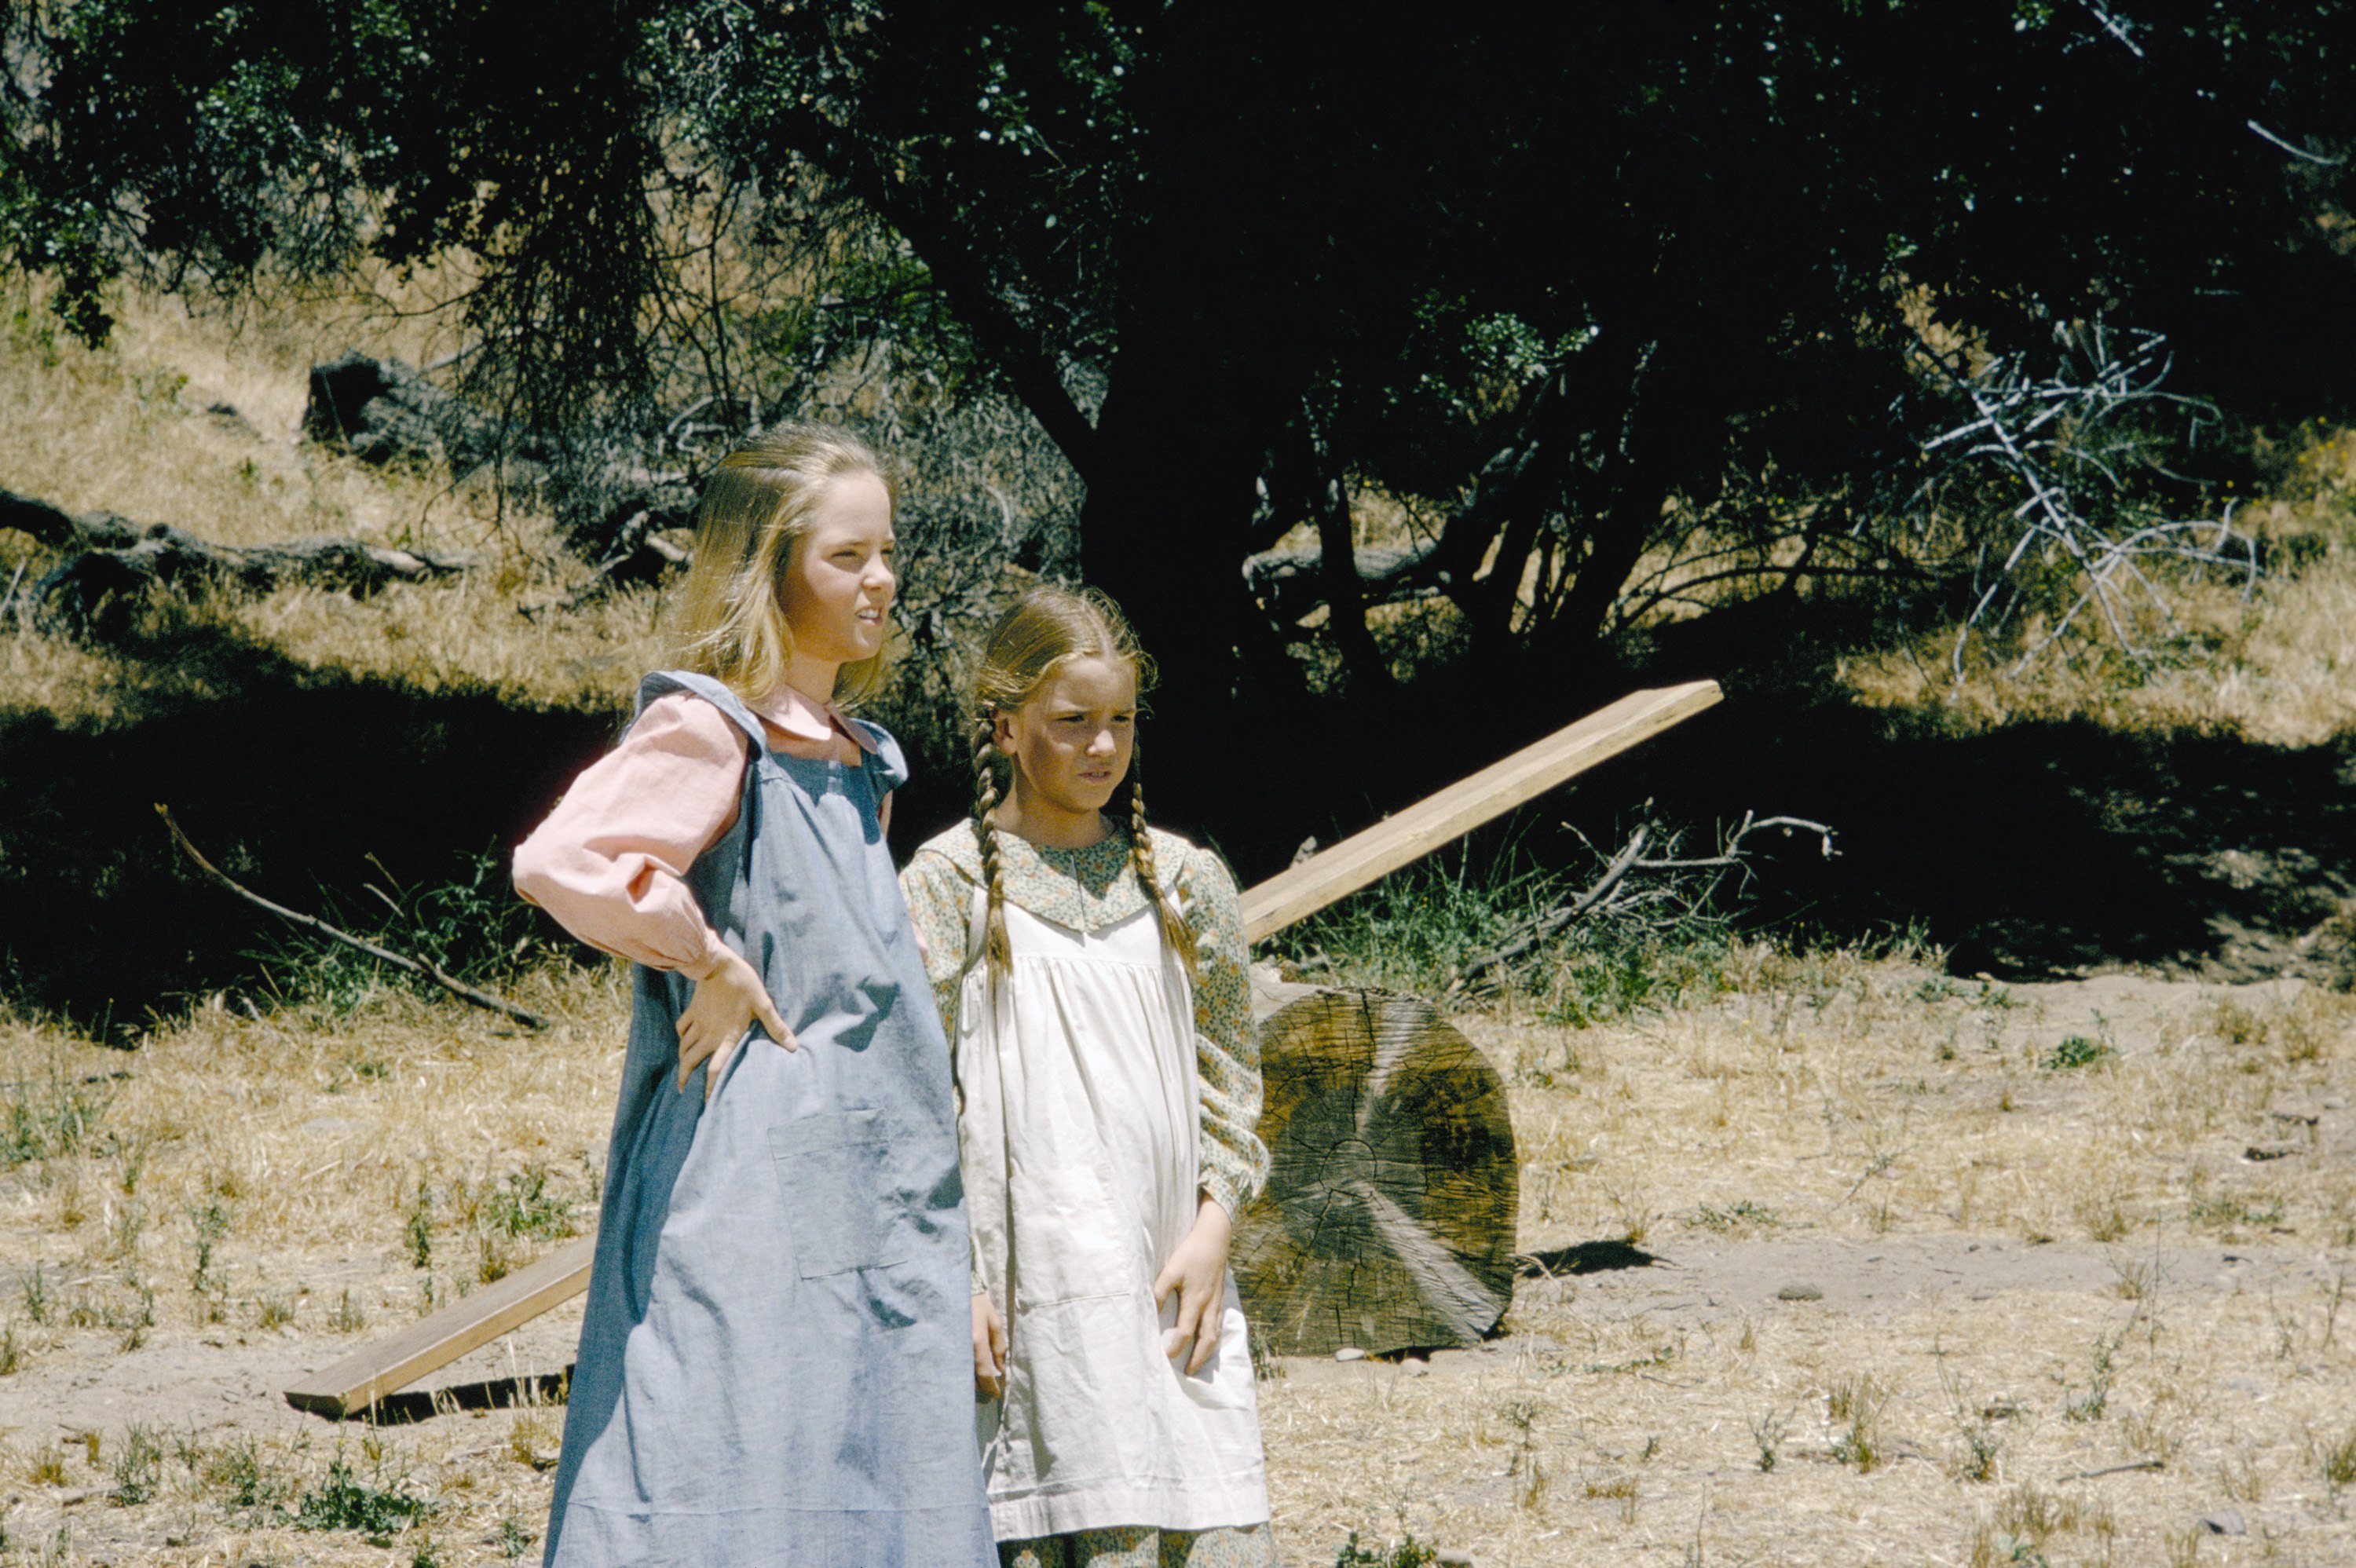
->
[
  {"left": 972, "top": 1292, "right": 1008, "bottom": 1398},
  {"left": 675, "top": 948, "right": 795, "bottom": 1098}
]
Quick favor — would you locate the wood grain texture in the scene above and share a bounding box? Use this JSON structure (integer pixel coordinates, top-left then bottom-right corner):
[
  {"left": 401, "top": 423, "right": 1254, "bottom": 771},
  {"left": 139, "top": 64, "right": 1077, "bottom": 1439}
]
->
[
  {"left": 1240, "top": 680, "right": 1721, "bottom": 943},
  {"left": 282, "top": 1237, "right": 594, "bottom": 1417},
  {"left": 1232, "top": 988, "right": 1519, "bottom": 1356}
]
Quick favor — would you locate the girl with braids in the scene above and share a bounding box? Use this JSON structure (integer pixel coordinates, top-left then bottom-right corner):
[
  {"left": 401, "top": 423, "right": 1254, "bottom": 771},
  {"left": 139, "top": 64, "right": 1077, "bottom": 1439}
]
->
[
  {"left": 513, "top": 425, "right": 992, "bottom": 1566},
  {"left": 900, "top": 586, "right": 1276, "bottom": 1568}
]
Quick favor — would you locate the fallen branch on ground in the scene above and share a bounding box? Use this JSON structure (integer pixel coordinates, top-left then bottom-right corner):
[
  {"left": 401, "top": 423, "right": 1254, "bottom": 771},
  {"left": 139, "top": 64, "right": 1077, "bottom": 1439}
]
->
[
  {"left": 0, "top": 487, "right": 474, "bottom": 629},
  {"left": 1448, "top": 812, "right": 1836, "bottom": 996},
  {"left": 155, "top": 805, "right": 545, "bottom": 1029}
]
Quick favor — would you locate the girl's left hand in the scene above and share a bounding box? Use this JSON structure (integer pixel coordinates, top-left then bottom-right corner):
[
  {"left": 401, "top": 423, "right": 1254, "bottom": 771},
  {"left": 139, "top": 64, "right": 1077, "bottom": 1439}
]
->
[{"left": 1151, "top": 1193, "right": 1232, "bottom": 1376}]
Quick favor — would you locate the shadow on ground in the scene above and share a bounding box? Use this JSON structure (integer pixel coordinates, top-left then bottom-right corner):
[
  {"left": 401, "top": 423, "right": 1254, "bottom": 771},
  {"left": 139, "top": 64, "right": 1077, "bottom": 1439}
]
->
[
  {"left": 0, "top": 628, "right": 617, "bottom": 1031},
  {"left": 7, "top": 604, "right": 2355, "bottom": 1032},
  {"left": 1192, "top": 635, "right": 2356, "bottom": 987}
]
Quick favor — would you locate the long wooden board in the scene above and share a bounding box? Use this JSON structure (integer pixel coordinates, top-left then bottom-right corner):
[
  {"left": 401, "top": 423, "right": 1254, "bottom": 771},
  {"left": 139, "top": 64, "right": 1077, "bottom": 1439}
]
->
[
  {"left": 1240, "top": 679, "right": 1721, "bottom": 942},
  {"left": 287, "top": 679, "right": 1718, "bottom": 1416},
  {"left": 284, "top": 1237, "right": 597, "bottom": 1416}
]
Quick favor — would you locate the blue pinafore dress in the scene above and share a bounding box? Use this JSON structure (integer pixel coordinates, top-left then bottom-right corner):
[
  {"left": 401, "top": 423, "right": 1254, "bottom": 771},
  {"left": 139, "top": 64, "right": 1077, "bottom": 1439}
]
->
[{"left": 544, "top": 671, "right": 993, "bottom": 1568}]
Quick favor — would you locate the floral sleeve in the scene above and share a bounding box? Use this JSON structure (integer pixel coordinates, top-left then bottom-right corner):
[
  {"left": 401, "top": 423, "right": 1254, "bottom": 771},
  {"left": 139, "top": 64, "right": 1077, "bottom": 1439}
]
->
[
  {"left": 898, "top": 847, "right": 974, "bottom": 1042},
  {"left": 1173, "top": 840, "right": 1270, "bottom": 1219}
]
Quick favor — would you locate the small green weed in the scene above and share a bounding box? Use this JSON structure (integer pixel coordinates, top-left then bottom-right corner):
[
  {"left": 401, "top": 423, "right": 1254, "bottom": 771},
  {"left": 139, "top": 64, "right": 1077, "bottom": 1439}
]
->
[
  {"left": 2063, "top": 1336, "right": 2118, "bottom": 1422},
  {"left": 1690, "top": 1200, "right": 1779, "bottom": 1234},
  {"left": 2189, "top": 1192, "right": 2285, "bottom": 1233},
  {"left": 404, "top": 1179, "right": 434, "bottom": 1269},
  {"left": 188, "top": 1200, "right": 231, "bottom": 1320},
  {"left": 202, "top": 1438, "right": 284, "bottom": 1512},
  {"left": 1333, "top": 1533, "right": 1436, "bottom": 1568},
  {"left": 1829, "top": 1374, "right": 1887, "bottom": 1472},
  {"left": 475, "top": 1165, "right": 576, "bottom": 1241},
  {"left": 108, "top": 1424, "right": 161, "bottom": 1506},
  {"left": 2324, "top": 1424, "right": 2356, "bottom": 1493},
  {"left": 292, "top": 1453, "right": 430, "bottom": 1544},
  {"left": 1749, "top": 1405, "right": 1790, "bottom": 1471},
  {"left": 496, "top": 1512, "right": 537, "bottom": 1560},
  {"left": 2, "top": 1072, "right": 107, "bottom": 1168},
  {"left": 2043, "top": 1035, "right": 2113, "bottom": 1071}
]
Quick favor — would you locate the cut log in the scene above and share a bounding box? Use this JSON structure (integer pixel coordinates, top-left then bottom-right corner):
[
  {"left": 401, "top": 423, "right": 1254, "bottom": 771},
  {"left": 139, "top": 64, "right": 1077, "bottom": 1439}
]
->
[
  {"left": 284, "top": 1237, "right": 595, "bottom": 1418},
  {"left": 1240, "top": 680, "right": 1722, "bottom": 942},
  {"left": 1232, "top": 985, "right": 1518, "bottom": 1355}
]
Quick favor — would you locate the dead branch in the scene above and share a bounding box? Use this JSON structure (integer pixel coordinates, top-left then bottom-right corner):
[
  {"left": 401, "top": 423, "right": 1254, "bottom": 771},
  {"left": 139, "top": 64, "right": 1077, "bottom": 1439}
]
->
[
  {"left": 1447, "top": 812, "right": 1836, "bottom": 997},
  {"left": 155, "top": 806, "right": 546, "bottom": 1030},
  {"left": 1907, "top": 323, "right": 2257, "bottom": 676},
  {"left": 2, "top": 486, "right": 475, "bottom": 629}
]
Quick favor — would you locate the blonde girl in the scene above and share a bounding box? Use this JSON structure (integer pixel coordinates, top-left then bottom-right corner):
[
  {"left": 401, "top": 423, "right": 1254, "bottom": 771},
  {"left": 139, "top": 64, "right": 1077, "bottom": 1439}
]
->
[
  {"left": 513, "top": 426, "right": 993, "bottom": 1566},
  {"left": 900, "top": 587, "right": 1277, "bottom": 1568}
]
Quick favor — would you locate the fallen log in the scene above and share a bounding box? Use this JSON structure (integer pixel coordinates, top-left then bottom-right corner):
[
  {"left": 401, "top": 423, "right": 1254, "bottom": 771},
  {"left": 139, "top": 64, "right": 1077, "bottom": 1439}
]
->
[
  {"left": 284, "top": 680, "right": 1721, "bottom": 1414},
  {"left": 1, "top": 485, "right": 474, "bottom": 628}
]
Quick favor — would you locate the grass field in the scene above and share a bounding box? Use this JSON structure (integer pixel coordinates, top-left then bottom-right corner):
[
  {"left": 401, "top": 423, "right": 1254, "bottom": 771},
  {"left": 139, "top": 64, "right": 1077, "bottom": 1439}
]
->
[{"left": 2, "top": 288, "right": 2354, "bottom": 1566}]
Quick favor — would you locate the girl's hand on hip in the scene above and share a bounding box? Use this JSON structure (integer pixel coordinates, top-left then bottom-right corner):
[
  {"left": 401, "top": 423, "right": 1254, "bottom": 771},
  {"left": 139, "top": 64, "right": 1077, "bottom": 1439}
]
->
[
  {"left": 1151, "top": 1193, "right": 1233, "bottom": 1376},
  {"left": 971, "top": 1292, "right": 1008, "bottom": 1398},
  {"left": 675, "top": 948, "right": 794, "bottom": 1098}
]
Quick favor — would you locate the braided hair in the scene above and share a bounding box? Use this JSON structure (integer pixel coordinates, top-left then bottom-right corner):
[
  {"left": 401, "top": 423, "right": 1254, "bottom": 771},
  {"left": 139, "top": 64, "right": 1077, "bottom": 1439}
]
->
[{"left": 969, "top": 586, "right": 1196, "bottom": 983}]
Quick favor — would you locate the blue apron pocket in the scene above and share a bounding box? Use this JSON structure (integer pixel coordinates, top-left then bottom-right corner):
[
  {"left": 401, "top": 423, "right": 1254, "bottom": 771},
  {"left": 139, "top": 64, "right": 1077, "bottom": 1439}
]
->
[{"left": 770, "top": 1109, "right": 909, "bottom": 1277}]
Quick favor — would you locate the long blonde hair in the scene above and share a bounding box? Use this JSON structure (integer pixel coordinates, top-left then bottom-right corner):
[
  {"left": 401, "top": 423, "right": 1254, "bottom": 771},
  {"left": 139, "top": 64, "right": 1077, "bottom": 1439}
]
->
[
  {"left": 970, "top": 586, "right": 1195, "bottom": 981},
  {"left": 670, "top": 424, "right": 895, "bottom": 706}
]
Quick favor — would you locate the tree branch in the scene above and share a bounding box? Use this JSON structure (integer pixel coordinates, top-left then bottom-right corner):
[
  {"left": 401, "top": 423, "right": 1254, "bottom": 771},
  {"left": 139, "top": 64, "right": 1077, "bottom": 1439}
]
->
[{"left": 155, "top": 806, "right": 546, "bottom": 1030}]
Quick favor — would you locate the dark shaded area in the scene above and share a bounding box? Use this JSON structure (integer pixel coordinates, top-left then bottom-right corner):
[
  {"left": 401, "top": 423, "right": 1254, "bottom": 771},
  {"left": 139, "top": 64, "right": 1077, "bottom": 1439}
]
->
[
  {"left": 311, "top": 1369, "right": 573, "bottom": 1425},
  {"left": 1159, "top": 600, "right": 2356, "bottom": 986},
  {"left": 7, "top": 579, "right": 2355, "bottom": 1034},
  {"left": 1517, "top": 1240, "right": 1663, "bottom": 1280},
  {"left": 0, "top": 628, "right": 617, "bottom": 1032}
]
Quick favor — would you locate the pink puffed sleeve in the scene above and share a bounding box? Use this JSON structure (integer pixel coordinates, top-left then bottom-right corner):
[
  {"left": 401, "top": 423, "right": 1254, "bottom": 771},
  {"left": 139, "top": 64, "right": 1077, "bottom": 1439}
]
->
[{"left": 511, "top": 692, "right": 748, "bottom": 978}]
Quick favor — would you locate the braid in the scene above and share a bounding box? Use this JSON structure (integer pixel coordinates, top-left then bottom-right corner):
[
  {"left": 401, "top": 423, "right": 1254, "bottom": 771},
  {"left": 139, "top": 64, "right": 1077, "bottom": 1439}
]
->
[
  {"left": 1125, "top": 746, "right": 1198, "bottom": 979},
  {"left": 970, "top": 715, "right": 1012, "bottom": 979}
]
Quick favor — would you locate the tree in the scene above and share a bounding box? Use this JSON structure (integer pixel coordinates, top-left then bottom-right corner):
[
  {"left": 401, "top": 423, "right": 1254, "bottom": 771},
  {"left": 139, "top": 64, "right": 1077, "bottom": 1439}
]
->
[{"left": 8, "top": 2, "right": 2356, "bottom": 826}]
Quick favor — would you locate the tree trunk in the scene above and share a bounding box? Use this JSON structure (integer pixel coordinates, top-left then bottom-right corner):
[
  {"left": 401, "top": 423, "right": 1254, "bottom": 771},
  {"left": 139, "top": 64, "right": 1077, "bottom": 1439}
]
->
[{"left": 1078, "top": 343, "right": 1280, "bottom": 829}]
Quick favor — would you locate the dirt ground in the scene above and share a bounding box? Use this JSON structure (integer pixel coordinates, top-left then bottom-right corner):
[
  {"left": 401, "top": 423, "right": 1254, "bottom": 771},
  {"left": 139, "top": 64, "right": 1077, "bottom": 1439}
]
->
[{"left": 4, "top": 954, "right": 2351, "bottom": 1568}]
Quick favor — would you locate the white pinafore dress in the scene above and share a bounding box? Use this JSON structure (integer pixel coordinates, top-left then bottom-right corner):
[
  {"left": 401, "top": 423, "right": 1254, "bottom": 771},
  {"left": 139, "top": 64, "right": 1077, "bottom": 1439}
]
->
[{"left": 955, "top": 877, "right": 1271, "bottom": 1541}]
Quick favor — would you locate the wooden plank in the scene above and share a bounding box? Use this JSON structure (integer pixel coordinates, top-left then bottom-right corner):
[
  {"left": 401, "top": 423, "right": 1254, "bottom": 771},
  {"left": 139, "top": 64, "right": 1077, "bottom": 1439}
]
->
[
  {"left": 283, "top": 1237, "right": 595, "bottom": 1417},
  {"left": 287, "top": 678, "right": 1718, "bottom": 1414},
  {"left": 1239, "top": 679, "right": 1721, "bottom": 943}
]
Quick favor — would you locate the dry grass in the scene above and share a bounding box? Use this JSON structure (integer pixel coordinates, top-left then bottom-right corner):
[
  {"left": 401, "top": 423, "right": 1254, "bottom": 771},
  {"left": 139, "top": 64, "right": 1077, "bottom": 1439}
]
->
[
  {"left": 1840, "top": 428, "right": 2356, "bottom": 747},
  {"left": 5, "top": 946, "right": 2351, "bottom": 1563},
  {"left": 0, "top": 276, "right": 668, "bottom": 727},
  {"left": 1258, "top": 963, "right": 2356, "bottom": 1566},
  {"left": 0, "top": 967, "right": 631, "bottom": 1566}
]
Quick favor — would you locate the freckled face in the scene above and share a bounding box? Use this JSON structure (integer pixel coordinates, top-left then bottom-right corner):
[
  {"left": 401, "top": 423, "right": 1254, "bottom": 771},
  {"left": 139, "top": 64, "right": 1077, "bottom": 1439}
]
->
[
  {"left": 777, "top": 472, "right": 895, "bottom": 665},
  {"left": 995, "top": 656, "right": 1139, "bottom": 822}
]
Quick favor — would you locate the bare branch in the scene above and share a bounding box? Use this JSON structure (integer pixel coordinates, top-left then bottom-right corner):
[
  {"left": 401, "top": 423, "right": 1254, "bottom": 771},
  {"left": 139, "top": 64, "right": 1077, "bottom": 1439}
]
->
[{"left": 155, "top": 806, "right": 547, "bottom": 1030}]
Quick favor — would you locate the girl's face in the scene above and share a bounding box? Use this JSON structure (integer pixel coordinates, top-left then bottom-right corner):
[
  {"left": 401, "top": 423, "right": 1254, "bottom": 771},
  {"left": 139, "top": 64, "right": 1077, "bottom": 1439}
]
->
[
  {"left": 777, "top": 472, "right": 896, "bottom": 667},
  {"left": 996, "top": 656, "right": 1139, "bottom": 822}
]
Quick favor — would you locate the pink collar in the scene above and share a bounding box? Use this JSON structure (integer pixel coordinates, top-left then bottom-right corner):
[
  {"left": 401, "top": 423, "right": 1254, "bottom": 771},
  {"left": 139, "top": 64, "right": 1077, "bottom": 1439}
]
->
[{"left": 752, "top": 682, "right": 876, "bottom": 754}]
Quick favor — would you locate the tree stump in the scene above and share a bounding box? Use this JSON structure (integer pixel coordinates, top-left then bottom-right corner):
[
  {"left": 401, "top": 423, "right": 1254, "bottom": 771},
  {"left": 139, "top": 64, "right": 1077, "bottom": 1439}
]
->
[{"left": 1233, "top": 981, "right": 1519, "bottom": 1356}]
